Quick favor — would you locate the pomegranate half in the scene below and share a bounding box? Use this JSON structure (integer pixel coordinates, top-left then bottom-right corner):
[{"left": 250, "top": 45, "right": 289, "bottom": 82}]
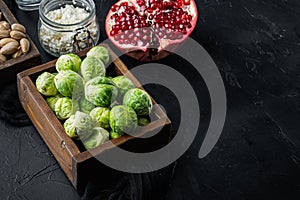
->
[{"left": 105, "top": 0, "right": 198, "bottom": 61}]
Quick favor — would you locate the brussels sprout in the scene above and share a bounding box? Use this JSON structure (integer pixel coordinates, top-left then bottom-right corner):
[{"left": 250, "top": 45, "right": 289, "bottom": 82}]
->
[
  {"left": 86, "top": 76, "right": 115, "bottom": 86},
  {"left": 112, "top": 76, "right": 135, "bottom": 98},
  {"left": 86, "top": 46, "right": 110, "bottom": 65},
  {"left": 54, "top": 97, "right": 73, "bottom": 120},
  {"left": 110, "top": 130, "right": 123, "bottom": 139},
  {"left": 123, "top": 88, "right": 153, "bottom": 116},
  {"left": 82, "top": 127, "right": 109, "bottom": 149},
  {"left": 79, "top": 98, "right": 95, "bottom": 114},
  {"left": 54, "top": 70, "right": 84, "bottom": 98},
  {"left": 138, "top": 117, "right": 150, "bottom": 126},
  {"left": 85, "top": 77, "right": 118, "bottom": 107},
  {"left": 63, "top": 115, "right": 79, "bottom": 139},
  {"left": 36, "top": 72, "right": 58, "bottom": 96},
  {"left": 46, "top": 95, "right": 62, "bottom": 111},
  {"left": 89, "top": 107, "right": 110, "bottom": 129},
  {"left": 80, "top": 56, "right": 106, "bottom": 81},
  {"left": 109, "top": 105, "right": 137, "bottom": 134},
  {"left": 56, "top": 53, "right": 82, "bottom": 73},
  {"left": 73, "top": 111, "right": 94, "bottom": 140}
]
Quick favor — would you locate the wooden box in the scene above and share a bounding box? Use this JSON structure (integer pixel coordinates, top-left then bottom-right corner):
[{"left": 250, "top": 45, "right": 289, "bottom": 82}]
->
[
  {"left": 17, "top": 44, "right": 171, "bottom": 190},
  {"left": 0, "top": 0, "right": 41, "bottom": 84}
]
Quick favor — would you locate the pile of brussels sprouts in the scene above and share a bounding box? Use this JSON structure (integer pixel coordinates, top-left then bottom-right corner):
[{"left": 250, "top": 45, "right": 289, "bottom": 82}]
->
[{"left": 35, "top": 46, "right": 153, "bottom": 150}]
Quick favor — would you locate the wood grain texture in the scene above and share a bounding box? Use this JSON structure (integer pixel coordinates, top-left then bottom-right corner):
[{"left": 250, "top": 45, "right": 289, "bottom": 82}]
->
[
  {"left": 17, "top": 44, "right": 171, "bottom": 189},
  {"left": 0, "top": 0, "right": 40, "bottom": 84}
]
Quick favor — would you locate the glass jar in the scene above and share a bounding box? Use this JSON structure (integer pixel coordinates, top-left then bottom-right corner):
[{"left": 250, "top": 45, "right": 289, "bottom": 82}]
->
[
  {"left": 38, "top": 0, "right": 100, "bottom": 57},
  {"left": 15, "top": 0, "right": 41, "bottom": 11}
]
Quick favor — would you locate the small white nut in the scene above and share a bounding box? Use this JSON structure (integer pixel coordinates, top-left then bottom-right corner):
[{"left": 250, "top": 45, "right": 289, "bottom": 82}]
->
[
  {"left": 20, "top": 38, "right": 30, "bottom": 54},
  {"left": 0, "top": 41, "right": 19, "bottom": 55},
  {"left": 10, "top": 30, "right": 26, "bottom": 40},
  {"left": 11, "top": 23, "right": 26, "bottom": 33}
]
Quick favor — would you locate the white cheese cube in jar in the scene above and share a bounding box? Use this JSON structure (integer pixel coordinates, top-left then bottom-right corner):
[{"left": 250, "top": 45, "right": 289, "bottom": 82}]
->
[{"left": 38, "top": 0, "right": 100, "bottom": 57}]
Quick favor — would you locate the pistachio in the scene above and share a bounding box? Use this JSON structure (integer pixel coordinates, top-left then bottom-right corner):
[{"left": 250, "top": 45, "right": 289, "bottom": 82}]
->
[
  {"left": 0, "top": 41, "right": 19, "bottom": 55},
  {"left": 11, "top": 23, "right": 26, "bottom": 33},
  {"left": 20, "top": 38, "right": 30, "bottom": 54},
  {"left": 0, "top": 29, "right": 10, "bottom": 38},
  {"left": 10, "top": 30, "right": 26, "bottom": 40},
  {"left": 0, "top": 38, "right": 17, "bottom": 47},
  {"left": 0, "top": 53, "right": 6, "bottom": 63},
  {"left": 12, "top": 49, "right": 23, "bottom": 58},
  {"left": 0, "top": 21, "right": 10, "bottom": 30}
]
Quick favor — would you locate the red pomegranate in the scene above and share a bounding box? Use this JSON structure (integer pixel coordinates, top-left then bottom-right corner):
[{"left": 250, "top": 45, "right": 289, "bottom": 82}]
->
[{"left": 105, "top": 0, "right": 198, "bottom": 61}]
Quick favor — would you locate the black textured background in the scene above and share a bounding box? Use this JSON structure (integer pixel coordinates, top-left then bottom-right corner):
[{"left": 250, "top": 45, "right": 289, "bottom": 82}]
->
[{"left": 0, "top": 0, "right": 300, "bottom": 199}]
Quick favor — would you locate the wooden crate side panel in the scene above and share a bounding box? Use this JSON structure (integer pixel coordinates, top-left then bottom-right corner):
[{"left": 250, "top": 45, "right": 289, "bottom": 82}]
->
[{"left": 18, "top": 76, "right": 81, "bottom": 184}]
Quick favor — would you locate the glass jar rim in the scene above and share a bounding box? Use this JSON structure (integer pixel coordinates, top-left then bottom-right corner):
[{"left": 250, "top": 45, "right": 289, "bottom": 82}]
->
[{"left": 39, "top": 0, "right": 96, "bottom": 29}]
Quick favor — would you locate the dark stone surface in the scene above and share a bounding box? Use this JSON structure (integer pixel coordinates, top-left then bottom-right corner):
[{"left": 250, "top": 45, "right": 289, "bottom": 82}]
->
[{"left": 0, "top": 0, "right": 300, "bottom": 199}]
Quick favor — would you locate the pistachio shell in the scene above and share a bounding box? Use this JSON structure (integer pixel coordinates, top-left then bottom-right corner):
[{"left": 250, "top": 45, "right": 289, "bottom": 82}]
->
[
  {"left": 10, "top": 30, "right": 26, "bottom": 40},
  {"left": 0, "top": 21, "right": 10, "bottom": 30},
  {"left": 0, "top": 53, "right": 6, "bottom": 63},
  {"left": 0, "top": 41, "right": 19, "bottom": 55},
  {"left": 11, "top": 23, "right": 26, "bottom": 33},
  {"left": 20, "top": 38, "right": 30, "bottom": 54},
  {"left": 12, "top": 49, "right": 23, "bottom": 58},
  {"left": 0, "top": 29, "right": 10, "bottom": 38},
  {"left": 0, "top": 38, "right": 17, "bottom": 47}
]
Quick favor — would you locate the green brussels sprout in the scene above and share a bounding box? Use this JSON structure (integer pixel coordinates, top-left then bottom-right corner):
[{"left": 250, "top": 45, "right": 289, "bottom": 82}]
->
[
  {"left": 63, "top": 115, "right": 79, "bottom": 139},
  {"left": 89, "top": 107, "right": 110, "bottom": 129},
  {"left": 110, "top": 130, "right": 123, "bottom": 139},
  {"left": 138, "top": 117, "right": 150, "bottom": 126},
  {"left": 36, "top": 72, "right": 58, "bottom": 96},
  {"left": 123, "top": 88, "right": 153, "bottom": 116},
  {"left": 80, "top": 56, "right": 106, "bottom": 81},
  {"left": 109, "top": 105, "right": 137, "bottom": 134},
  {"left": 54, "top": 97, "right": 73, "bottom": 120},
  {"left": 86, "top": 76, "right": 115, "bottom": 86},
  {"left": 55, "top": 53, "right": 82, "bottom": 73},
  {"left": 85, "top": 77, "right": 118, "bottom": 107},
  {"left": 54, "top": 70, "right": 84, "bottom": 98},
  {"left": 73, "top": 111, "right": 94, "bottom": 140},
  {"left": 86, "top": 46, "right": 110, "bottom": 65},
  {"left": 82, "top": 127, "right": 109, "bottom": 149},
  {"left": 79, "top": 98, "right": 95, "bottom": 114},
  {"left": 112, "top": 76, "right": 135, "bottom": 98},
  {"left": 46, "top": 94, "right": 62, "bottom": 111}
]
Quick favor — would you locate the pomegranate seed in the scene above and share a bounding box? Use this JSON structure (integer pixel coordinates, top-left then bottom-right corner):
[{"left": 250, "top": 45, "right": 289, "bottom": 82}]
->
[
  {"left": 183, "top": 0, "right": 190, "bottom": 5},
  {"left": 131, "top": 40, "right": 137, "bottom": 46},
  {"left": 119, "top": 40, "right": 124, "bottom": 44},
  {"left": 120, "top": 2, "right": 128, "bottom": 7}
]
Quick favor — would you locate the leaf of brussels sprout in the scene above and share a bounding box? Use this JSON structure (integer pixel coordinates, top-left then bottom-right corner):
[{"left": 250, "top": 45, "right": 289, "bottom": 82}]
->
[
  {"left": 112, "top": 76, "right": 135, "bottom": 100},
  {"left": 36, "top": 72, "right": 58, "bottom": 96},
  {"left": 123, "top": 88, "right": 153, "bottom": 116},
  {"left": 110, "top": 130, "right": 123, "bottom": 139},
  {"left": 86, "top": 46, "right": 110, "bottom": 65},
  {"left": 138, "top": 117, "right": 150, "bottom": 126},
  {"left": 46, "top": 95, "right": 62, "bottom": 111},
  {"left": 73, "top": 111, "right": 94, "bottom": 141},
  {"left": 82, "top": 127, "right": 109, "bottom": 149},
  {"left": 79, "top": 98, "right": 95, "bottom": 114},
  {"left": 55, "top": 54, "right": 82, "bottom": 73},
  {"left": 109, "top": 105, "right": 138, "bottom": 134},
  {"left": 89, "top": 107, "right": 111, "bottom": 129},
  {"left": 85, "top": 83, "right": 118, "bottom": 107},
  {"left": 54, "top": 70, "right": 84, "bottom": 98},
  {"left": 80, "top": 56, "right": 106, "bottom": 81},
  {"left": 63, "top": 115, "right": 79, "bottom": 139},
  {"left": 54, "top": 97, "right": 73, "bottom": 120}
]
